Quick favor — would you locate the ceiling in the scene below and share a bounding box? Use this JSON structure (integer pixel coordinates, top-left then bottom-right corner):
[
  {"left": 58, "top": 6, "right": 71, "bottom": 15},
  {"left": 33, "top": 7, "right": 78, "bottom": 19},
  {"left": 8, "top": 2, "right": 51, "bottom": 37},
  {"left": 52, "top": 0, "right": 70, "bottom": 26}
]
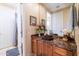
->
[{"left": 42, "top": 3, "right": 73, "bottom": 13}]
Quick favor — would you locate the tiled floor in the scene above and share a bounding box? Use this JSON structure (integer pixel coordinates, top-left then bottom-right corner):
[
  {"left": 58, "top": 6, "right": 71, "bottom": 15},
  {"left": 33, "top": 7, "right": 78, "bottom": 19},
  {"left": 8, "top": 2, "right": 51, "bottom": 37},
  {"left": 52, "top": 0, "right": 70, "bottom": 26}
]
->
[{"left": 0, "top": 46, "right": 16, "bottom": 56}]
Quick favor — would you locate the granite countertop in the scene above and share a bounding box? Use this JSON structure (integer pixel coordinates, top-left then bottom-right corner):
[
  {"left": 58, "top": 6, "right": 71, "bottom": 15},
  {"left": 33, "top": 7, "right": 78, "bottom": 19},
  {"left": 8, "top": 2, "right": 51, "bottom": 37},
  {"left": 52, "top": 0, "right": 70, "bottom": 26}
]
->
[
  {"left": 32, "top": 34, "right": 77, "bottom": 52},
  {"left": 52, "top": 38, "right": 77, "bottom": 51},
  {"left": 41, "top": 38, "right": 77, "bottom": 51}
]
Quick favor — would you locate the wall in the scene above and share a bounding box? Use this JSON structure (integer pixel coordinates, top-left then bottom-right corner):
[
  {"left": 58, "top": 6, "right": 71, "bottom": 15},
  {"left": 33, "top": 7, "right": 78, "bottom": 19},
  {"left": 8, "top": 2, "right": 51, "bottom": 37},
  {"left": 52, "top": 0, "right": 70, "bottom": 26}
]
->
[
  {"left": 39, "top": 5, "right": 46, "bottom": 24},
  {"left": 22, "top": 3, "right": 47, "bottom": 56}
]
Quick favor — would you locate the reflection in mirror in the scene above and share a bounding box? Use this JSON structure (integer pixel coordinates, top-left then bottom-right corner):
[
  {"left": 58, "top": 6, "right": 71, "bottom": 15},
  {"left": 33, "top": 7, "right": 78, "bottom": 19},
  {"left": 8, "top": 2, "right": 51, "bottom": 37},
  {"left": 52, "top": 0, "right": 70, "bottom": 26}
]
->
[{"left": 46, "top": 4, "right": 74, "bottom": 36}]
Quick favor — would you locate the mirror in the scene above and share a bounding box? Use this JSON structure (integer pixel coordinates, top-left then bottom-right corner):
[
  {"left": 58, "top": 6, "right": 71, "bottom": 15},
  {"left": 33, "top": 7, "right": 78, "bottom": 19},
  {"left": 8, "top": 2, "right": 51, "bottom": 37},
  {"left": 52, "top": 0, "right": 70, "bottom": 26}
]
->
[{"left": 46, "top": 4, "right": 74, "bottom": 36}]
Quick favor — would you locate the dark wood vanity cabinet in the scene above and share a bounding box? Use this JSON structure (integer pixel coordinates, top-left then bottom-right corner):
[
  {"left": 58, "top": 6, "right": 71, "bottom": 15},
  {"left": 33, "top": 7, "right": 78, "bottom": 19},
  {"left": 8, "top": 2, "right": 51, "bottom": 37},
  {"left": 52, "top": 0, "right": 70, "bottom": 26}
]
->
[{"left": 31, "top": 35, "right": 73, "bottom": 56}]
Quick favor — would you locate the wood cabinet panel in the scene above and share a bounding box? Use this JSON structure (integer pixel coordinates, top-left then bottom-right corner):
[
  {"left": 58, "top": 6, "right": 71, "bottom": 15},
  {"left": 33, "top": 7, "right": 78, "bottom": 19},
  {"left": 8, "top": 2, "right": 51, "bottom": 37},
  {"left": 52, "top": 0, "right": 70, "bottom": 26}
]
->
[
  {"left": 37, "top": 40, "right": 43, "bottom": 56},
  {"left": 32, "top": 39, "right": 37, "bottom": 53},
  {"left": 47, "top": 43, "right": 53, "bottom": 56},
  {"left": 53, "top": 52, "right": 63, "bottom": 56},
  {"left": 43, "top": 42, "right": 48, "bottom": 56},
  {"left": 31, "top": 36, "right": 38, "bottom": 55},
  {"left": 53, "top": 45, "right": 72, "bottom": 56},
  {"left": 53, "top": 46, "right": 67, "bottom": 56}
]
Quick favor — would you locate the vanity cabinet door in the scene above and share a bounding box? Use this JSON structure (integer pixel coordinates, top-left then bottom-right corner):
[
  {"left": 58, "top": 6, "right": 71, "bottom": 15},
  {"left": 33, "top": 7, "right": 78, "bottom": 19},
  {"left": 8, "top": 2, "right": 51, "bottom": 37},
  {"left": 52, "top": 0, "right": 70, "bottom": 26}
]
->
[
  {"left": 32, "top": 36, "right": 38, "bottom": 55},
  {"left": 53, "top": 45, "right": 67, "bottom": 56},
  {"left": 37, "top": 40, "right": 43, "bottom": 56},
  {"left": 53, "top": 45, "right": 72, "bottom": 56},
  {"left": 43, "top": 41, "right": 48, "bottom": 56},
  {"left": 47, "top": 43, "right": 53, "bottom": 56}
]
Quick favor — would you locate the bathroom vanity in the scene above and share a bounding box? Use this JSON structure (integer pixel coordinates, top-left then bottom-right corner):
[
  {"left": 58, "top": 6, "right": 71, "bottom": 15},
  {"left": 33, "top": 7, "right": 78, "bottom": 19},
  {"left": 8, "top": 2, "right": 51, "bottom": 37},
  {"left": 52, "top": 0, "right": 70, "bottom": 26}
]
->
[{"left": 31, "top": 34, "right": 77, "bottom": 56}]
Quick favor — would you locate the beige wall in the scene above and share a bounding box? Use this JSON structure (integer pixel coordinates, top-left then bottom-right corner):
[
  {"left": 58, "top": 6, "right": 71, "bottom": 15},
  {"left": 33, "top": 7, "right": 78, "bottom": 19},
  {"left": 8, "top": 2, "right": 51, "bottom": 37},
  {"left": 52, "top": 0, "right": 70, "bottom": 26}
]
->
[
  {"left": 22, "top": 3, "right": 47, "bottom": 56},
  {"left": 39, "top": 5, "right": 47, "bottom": 24}
]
